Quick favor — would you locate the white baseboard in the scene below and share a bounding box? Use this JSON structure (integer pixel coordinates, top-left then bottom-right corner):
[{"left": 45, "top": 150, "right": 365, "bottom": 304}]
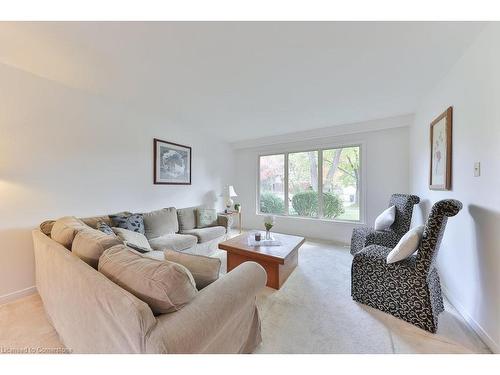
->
[
  {"left": 0, "top": 286, "right": 37, "bottom": 306},
  {"left": 442, "top": 285, "right": 499, "bottom": 354}
]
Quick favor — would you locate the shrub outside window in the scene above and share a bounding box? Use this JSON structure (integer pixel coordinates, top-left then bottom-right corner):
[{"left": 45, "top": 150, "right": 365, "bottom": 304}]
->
[{"left": 258, "top": 145, "right": 361, "bottom": 222}]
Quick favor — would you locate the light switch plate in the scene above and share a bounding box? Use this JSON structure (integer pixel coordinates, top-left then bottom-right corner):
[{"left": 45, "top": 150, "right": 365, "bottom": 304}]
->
[{"left": 474, "top": 162, "right": 480, "bottom": 177}]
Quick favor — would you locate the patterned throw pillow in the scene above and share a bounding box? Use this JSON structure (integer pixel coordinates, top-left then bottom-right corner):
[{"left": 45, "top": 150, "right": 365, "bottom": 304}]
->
[
  {"left": 196, "top": 208, "right": 218, "bottom": 228},
  {"left": 110, "top": 213, "right": 145, "bottom": 234},
  {"left": 97, "top": 221, "right": 116, "bottom": 236}
]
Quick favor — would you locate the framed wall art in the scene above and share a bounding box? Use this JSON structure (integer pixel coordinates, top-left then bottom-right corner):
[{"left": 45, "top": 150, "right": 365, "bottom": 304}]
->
[
  {"left": 429, "top": 107, "right": 452, "bottom": 190},
  {"left": 154, "top": 138, "right": 191, "bottom": 185}
]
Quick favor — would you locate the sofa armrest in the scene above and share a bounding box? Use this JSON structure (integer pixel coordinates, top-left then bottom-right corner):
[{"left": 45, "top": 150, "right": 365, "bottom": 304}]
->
[
  {"left": 217, "top": 214, "right": 231, "bottom": 231},
  {"left": 33, "top": 230, "right": 157, "bottom": 353},
  {"left": 146, "top": 261, "right": 267, "bottom": 353}
]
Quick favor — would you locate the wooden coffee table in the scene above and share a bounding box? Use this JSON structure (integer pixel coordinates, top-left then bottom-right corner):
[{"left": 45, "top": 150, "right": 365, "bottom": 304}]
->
[{"left": 218, "top": 231, "right": 305, "bottom": 290}]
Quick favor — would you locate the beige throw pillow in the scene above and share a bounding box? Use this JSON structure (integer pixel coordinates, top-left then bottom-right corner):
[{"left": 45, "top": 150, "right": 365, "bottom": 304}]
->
[
  {"left": 98, "top": 245, "right": 197, "bottom": 314},
  {"left": 164, "top": 249, "right": 221, "bottom": 289},
  {"left": 113, "top": 227, "right": 153, "bottom": 252},
  {"left": 72, "top": 228, "right": 122, "bottom": 269}
]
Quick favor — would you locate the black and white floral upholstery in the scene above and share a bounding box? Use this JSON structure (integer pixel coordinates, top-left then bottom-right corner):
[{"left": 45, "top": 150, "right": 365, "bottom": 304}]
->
[
  {"left": 351, "top": 199, "right": 462, "bottom": 333},
  {"left": 350, "top": 194, "right": 420, "bottom": 255}
]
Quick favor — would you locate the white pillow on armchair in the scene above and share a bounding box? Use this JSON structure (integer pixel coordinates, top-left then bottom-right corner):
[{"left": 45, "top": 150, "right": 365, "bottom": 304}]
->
[
  {"left": 374, "top": 205, "right": 396, "bottom": 231},
  {"left": 386, "top": 225, "right": 425, "bottom": 263}
]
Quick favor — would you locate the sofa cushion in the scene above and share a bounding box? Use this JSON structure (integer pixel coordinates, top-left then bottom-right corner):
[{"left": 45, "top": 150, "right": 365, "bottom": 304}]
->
[
  {"left": 196, "top": 208, "right": 218, "bottom": 228},
  {"left": 72, "top": 228, "right": 122, "bottom": 268},
  {"left": 142, "top": 250, "right": 165, "bottom": 261},
  {"left": 113, "top": 227, "right": 153, "bottom": 252},
  {"left": 164, "top": 249, "right": 221, "bottom": 289},
  {"left": 177, "top": 207, "right": 197, "bottom": 231},
  {"left": 110, "top": 213, "right": 145, "bottom": 234},
  {"left": 98, "top": 245, "right": 197, "bottom": 314},
  {"left": 181, "top": 226, "right": 226, "bottom": 243},
  {"left": 143, "top": 207, "right": 178, "bottom": 239},
  {"left": 148, "top": 233, "right": 197, "bottom": 251},
  {"left": 51, "top": 216, "right": 89, "bottom": 249},
  {"left": 81, "top": 215, "right": 110, "bottom": 229}
]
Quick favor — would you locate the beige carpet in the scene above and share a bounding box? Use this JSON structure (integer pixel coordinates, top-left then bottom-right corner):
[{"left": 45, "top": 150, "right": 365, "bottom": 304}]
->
[
  {"left": 253, "top": 240, "right": 490, "bottom": 354},
  {"left": 0, "top": 239, "right": 491, "bottom": 354}
]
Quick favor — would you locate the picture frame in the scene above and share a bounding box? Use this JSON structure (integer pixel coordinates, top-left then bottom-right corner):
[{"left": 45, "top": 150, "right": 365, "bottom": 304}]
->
[
  {"left": 153, "top": 138, "right": 192, "bottom": 185},
  {"left": 429, "top": 107, "right": 452, "bottom": 190}
]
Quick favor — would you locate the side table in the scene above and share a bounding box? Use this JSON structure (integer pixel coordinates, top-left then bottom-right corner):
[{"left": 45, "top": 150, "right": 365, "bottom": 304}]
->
[{"left": 219, "top": 211, "right": 242, "bottom": 234}]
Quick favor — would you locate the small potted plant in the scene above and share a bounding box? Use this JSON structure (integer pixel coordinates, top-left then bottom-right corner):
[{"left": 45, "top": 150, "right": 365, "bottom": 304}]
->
[
  {"left": 234, "top": 203, "right": 241, "bottom": 212},
  {"left": 263, "top": 215, "right": 275, "bottom": 240}
]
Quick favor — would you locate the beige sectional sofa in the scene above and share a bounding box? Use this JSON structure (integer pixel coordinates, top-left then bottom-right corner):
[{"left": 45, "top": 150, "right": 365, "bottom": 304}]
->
[
  {"left": 80, "top": 206, "right": 229, "bottom": 257},
  {"left": 32, "top": 206, "right": 267, "bottom": 354}
]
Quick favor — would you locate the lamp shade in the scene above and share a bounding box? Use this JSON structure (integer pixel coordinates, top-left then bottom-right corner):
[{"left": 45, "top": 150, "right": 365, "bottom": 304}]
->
[{"left": 228, "top": 185, "right": 238, "bottom": 197}]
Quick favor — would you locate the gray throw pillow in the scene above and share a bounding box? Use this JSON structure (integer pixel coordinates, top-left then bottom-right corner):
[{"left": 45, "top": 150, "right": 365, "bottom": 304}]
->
[
  {"left": 196, "top": 208, "right": 218, "bottom": 228},
  {"left": 110, "top": 213, "right": 145, "bottom": 234}
]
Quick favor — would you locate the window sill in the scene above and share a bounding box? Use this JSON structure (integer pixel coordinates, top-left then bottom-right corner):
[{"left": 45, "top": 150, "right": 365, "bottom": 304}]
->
[{"left": 255, "top": 212, "right": 365, "bottom": 225}]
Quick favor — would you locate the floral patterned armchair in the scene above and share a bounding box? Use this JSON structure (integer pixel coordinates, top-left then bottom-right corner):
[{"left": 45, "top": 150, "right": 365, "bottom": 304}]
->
[
  {"left": 351, "top": 199, "right": 462, "bottom": 333},
  {"left": 350, "top": 194, "right": 420, "bottom": 255}
]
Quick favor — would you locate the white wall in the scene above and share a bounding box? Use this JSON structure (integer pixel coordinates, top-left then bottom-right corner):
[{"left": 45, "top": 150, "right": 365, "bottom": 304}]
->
[
  {"left": 234, "top": 116, "right": 410, "bottom": 244},
  {"left": 409, "top": 23, "right": 500, "bottom": 353},
  {"left": 0, "top": 62, "right": 234, "bottom": 303}
]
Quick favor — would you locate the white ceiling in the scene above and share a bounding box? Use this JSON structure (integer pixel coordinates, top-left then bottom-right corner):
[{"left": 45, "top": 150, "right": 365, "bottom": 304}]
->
[{"left": 0, "top": 22, "right": 487, "bottom": 142}]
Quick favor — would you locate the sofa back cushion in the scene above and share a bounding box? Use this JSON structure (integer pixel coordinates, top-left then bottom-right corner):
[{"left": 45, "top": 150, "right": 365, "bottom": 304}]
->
[
  {"left": 164, "top": 249, "right": 221, "bottom": 290},
  {"left": 196, "top": 208, "right": 218, "bottom": 228},
  {"left": 80, "top": 215, "right": 112, "bottom": 229},
  {"left": 72, "top": 228, "right": 123, "bottom": 269},
  {"left": 177, "top": 207, "right": 198, "bottom": 231},
  {"left": 143, "top": 207, "right": 178, "bottom": 239},
  {"left": 98, "top": 245, "right": 197, "bottom": 314},
  {"left": 80, "top": 212, "right": 132, "bottom": 229},
  {"left": 51, "top": 216, "right": 89, "bottom": 249}
]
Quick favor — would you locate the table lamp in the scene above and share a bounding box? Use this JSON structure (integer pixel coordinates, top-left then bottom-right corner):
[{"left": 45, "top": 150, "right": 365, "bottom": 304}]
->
[{"left": 226, "top": 185, "right": 238, "bottom": 211}]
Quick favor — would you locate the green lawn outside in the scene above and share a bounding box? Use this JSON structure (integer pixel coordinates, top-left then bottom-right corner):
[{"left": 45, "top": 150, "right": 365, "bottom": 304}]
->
[{"left": 336, "top": 204, "right": 360, "bottom": 221}]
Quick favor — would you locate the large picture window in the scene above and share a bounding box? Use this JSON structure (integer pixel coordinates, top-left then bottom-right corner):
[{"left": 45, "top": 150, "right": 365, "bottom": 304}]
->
[
  {"left": 259, "top": 154, "right": 285, "bottom": 215},
  {"left": 258, "top": 145, "right": 361, "bottom": 221}
]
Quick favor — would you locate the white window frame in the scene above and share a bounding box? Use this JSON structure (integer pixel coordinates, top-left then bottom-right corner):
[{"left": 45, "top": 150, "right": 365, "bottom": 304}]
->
[{"left": 257, "top": 144, "right": 364, "bottom": 223}]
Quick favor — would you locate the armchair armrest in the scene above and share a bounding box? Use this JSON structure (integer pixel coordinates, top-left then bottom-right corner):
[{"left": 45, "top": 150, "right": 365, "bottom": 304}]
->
[
  {"left": 365, "top": 230, "right": 401, "bottom": 248},
  {"left": 146, "top": 261, "right": 267, "bottom": 353}
]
